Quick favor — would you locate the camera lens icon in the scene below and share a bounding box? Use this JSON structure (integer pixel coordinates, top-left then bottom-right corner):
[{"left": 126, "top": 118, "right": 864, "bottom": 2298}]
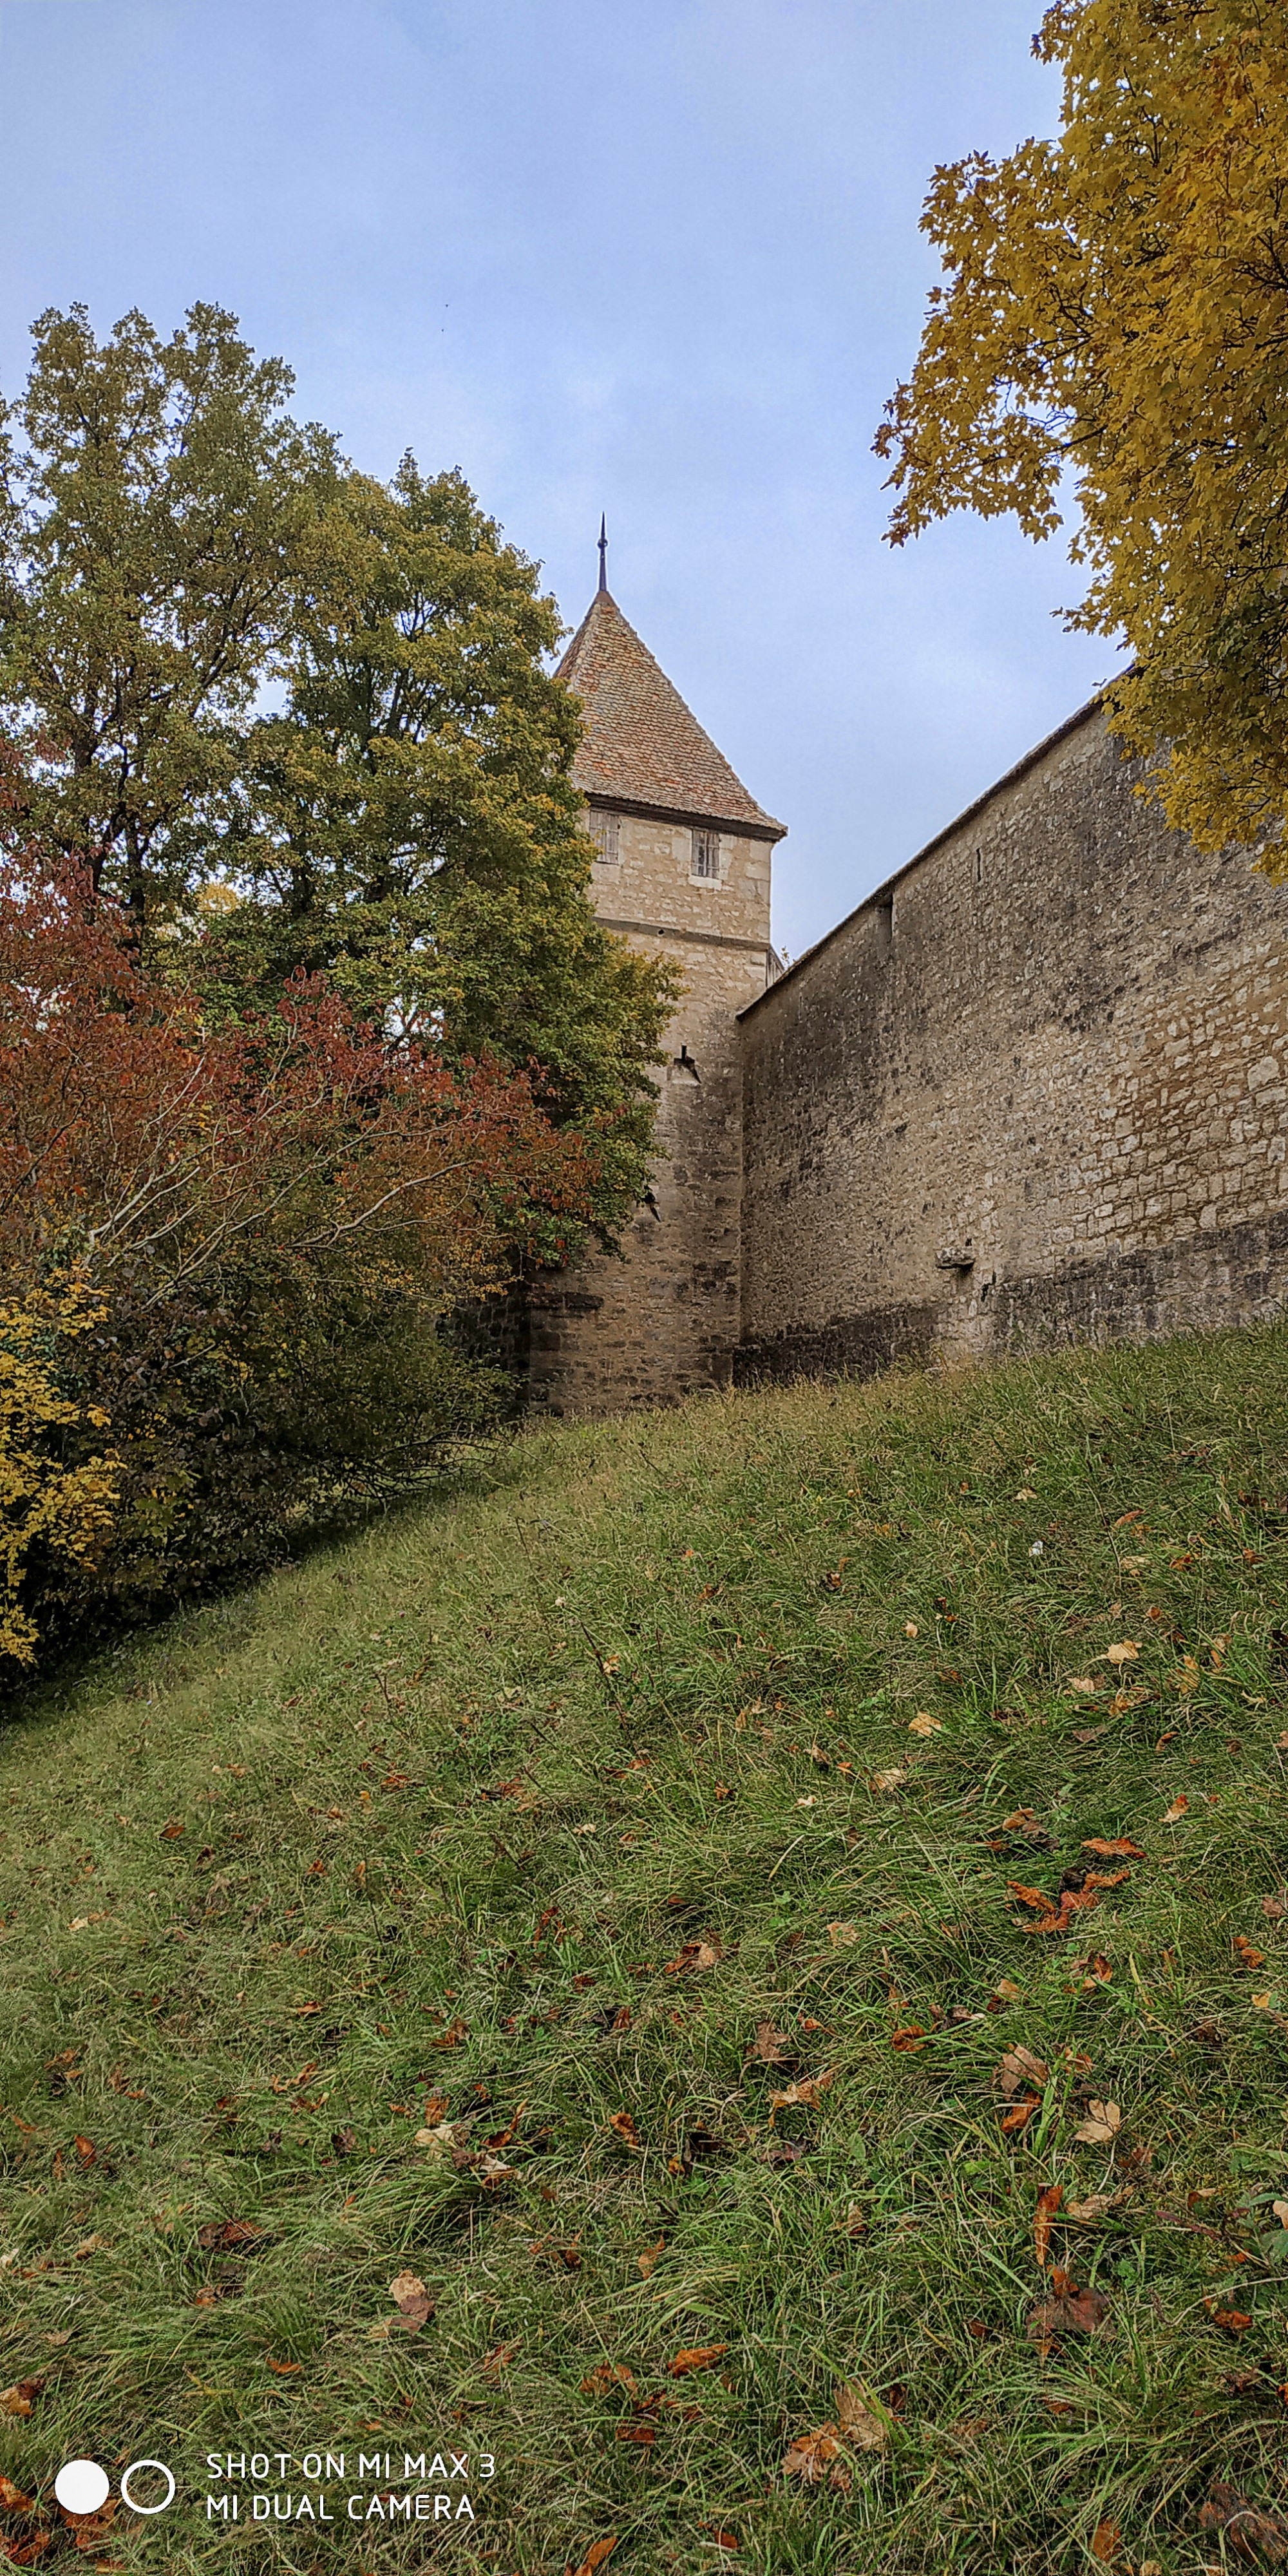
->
[
  {"left": 53, "top": 2462, "right": 109, "bottom": 2516},
  {"left": 55, "top": 2459, "right": 176, "bottom": 2517}
]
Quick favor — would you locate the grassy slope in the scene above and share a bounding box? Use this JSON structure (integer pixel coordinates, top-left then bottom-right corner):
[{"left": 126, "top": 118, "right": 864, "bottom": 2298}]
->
[{"left": 3, "top": 1328, "right": 1288, "bottom": 2576}]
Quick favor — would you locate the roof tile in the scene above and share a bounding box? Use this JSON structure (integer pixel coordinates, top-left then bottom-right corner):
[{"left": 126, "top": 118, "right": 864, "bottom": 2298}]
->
[{"left": 557, "top": 589, "right": 784, "bottom": 837}]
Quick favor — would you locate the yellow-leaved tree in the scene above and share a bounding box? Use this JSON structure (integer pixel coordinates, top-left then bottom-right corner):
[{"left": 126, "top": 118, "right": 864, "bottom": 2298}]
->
[
  {"left": 0, "top": 1280, "right": 120, "bottom": 1667},
  {"left": 874, "top": 0, "right": 1288, "bottom": 864}
]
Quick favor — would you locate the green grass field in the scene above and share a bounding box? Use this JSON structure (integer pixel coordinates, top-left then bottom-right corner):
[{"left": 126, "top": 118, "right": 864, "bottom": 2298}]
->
[{"left": 3, "top": 1326, "right": 1288, "bottom": 2576}]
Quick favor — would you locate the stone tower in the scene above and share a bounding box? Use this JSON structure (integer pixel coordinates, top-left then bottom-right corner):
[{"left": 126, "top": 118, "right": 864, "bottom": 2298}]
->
[{"left": 527, "top": 570, "right": 786, "bottom": 1413}]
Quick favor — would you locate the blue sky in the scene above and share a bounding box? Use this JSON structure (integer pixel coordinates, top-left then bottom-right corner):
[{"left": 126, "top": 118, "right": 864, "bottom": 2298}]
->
[{"left": 0, "top": 0, "right": 1122, "bottom": 956}]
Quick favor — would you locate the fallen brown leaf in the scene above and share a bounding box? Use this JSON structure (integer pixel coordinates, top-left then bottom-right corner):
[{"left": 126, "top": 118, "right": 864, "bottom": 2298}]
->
[
  {"left": 637, "top": 2236, "right": 665, "bottom": 2278},
  {"left": 264, "top": 2356, "right": 303, "bottom": 2374},
  {"left": 1090, "top": 2518, "right": 1120, "bottom": 2563},
  {"left": 1161, "top": 1794, "right": 1189, "bottom": 1824},
  {"left": 768, "top": 2069, "right": 836, "bottom": 2121},
  {"left": 782, "top": 2425, "right": 851, "bottom": 2493},
  {"left": 196, "top": 2219, "right": 265, "bottom": 2251},
  {"left": 0, "top": 2380, "right": 44, "bottom": 2419},
  {"left": 481, "top": 2340, "right": 520, "bottom": 2382},
  {"left": 1001, "top": 1807, "right": 1051, "bottom": 1842},
  {"left": 0, "top": 2533, "right": 53, "bottom": 2567},
  {"left": 1000, "top": 2094, "right": 1041, "bottom": 2133},
  {"left": 429, "top": 2014, "right": 468, "bottom": 2049},
  {"left": 1209, "top": 2306, "right": 1253, "bottom": 2335},
  {"left": 567, "top": 2541, "right": 617, "bottom": 2576},
  {"left": 0, "top": 2479, "right": 34, "bottom": 2512},
  {"left": 580, "top": 2363, "right": 638, "bottom": 2398},
  {"left": 889, "top": 2026, "right": 924, "bottom": 2051},
  {"left": 1081, "top": 1837, "right": 1146, "bottom": 1859},
  {"left": 388, "top": 2269, "right": 434, "bottom": 2331},
  {"left": 1073, "top": 2099, "right": 1122, "bottom": 2145},
  {"left": 668, "top": 2344, "right": 728, "bottom": 2376},
  {"left": 996, "top": 2044, "right": 1049, "bottom": 2098},
  {"left": 836, "top": 2383, "right": 888, "bottom": 2450},
  {"left": 607, "top": 2110, "right": 641, "bottom": 2151},
  {"left": 1235, "top": 1935, "right": 1267, "bottom": 1969},
  {"left": 1065, "top": 2189, "right": 1132, "bottom": 2220},
  {"left": 1027, "top": 2269, "right": 1112, "bottom": 2353},
  {"left": 1262, "top": 1890, "right": 1288, "bottom": 1922},
  {"left": 753, "top": 2020, "right": 792, "bottom": 2064},
  {"left": 1198, "top": 2482, "right": 1288, "bottom": 2566},
  {"left": 1034, "top": 2184, "right": 1063, "bottom": 2269}
]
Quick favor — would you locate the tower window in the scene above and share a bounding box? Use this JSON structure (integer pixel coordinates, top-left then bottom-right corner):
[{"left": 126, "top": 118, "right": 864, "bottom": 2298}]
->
[
  {"left": 587, "top": 808, "right": 619, "bottom": 863},
  {"left": 691, "top": 825, "right": 721, "bottom": 880}
]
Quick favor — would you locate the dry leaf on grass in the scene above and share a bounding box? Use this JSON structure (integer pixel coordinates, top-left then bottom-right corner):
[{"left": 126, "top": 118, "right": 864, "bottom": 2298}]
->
[
  {"left": 1161, "top": 1794, "right": 1189, "bottom": 1824},
  {"left": 996, "top": 2045, "right": 1048, "bottom": 2098},
  {"left": 1073, "top": 2099, "right": 1122, "bottom": 2145},
  {"left": 0, "top": 2380, "right": 44, "bottom": 2419},
  {"left": 0, "top": 2480, "right": 35, "bottom": 2512},
  {"left": 1065, "top": 2189, "right": 1132, "bottom": 2220},
  {"left": 783, "top": 2383, "right": 887, "bottom": 2493},
  {"left": 889, "top": 2027, "right": 924, "bottom": 2052},
  {"left": 265, "top": 2355, "right": 303, "bottom": 2374},
  {"left": 580, "top": 2363, "right": 638, "bottom": 2398},
  {"left": 567, "top": 2541, "right": 618, "bottom": 2576},
  {"left": 1262, "top": 1891, "right": 1288, "bottom": 1922},
  {"left": 1209, "top": 2306, "right": 1253, "bottom": 2335},
  {"left": 871, "top": 1767, "right": 909, "bottom": 1792},
  {"left": 1001, "top": 2094, "right": 1041, "bottom": 2134},
  {"left": 481, "top": 2340, "right": 520, "bottom": 2382},
  {"left": 1198, "top": 2483, "right": 1288, "bottom": 2566},
  {"left": 768, "top": 2069, "right": 836, "bottom": 2122},
  {"left": 1034, "top": 2184, "right": 1063, "bottom": 2269},
  {"left": 637, "top": 2237, "right": 665, "bottom": 2278},
  {"left": 1081, "top": 1837, "right": 1146, "bottom": 1858},
  {"left": 1090, "top": 2519, "right": 1121, "bottom": 2563},
  {"left": 753, "top": 2020, "right": 793, "bottom": 2063},
  {"left": 668, "top": 2344, "right": 727, "bottom": 2376},
  {"left": 837, "top": 2383, "right": 889, "bottom": 2450},
  {"left": 828, "top": 1922, "right": 860, "bottom": 1947},
  {"left": 607, "top": 2109, "right": 642, "bottom": 2151},
  {"left": 0, "top": 2533, "right": 53, "bottom": 2567},
  {"left": 908, "top": 1714, "right": 942, "bottom": 1736},
  {"left": 1000, "top": 1807, "right": 1051, "bottom": 1843},
  {"left": 1026, "top": 2268, "right": 1112, "bottom": 2353},
  {"left": 782, "top": 2425, "right": 851, "bottom": 2494},
  {"left": 1235, "top": 1935, "right": 1267, "bottom": 1969},
  {"left": 1105, "top": 1642, "right": 1139, "bottom": 1665},
  {"left": 196, "top": 2219, "right": 264, "bottom": 2252},
  {"left": 388, "top": 2269, "right": 434, "bottom": 2331}
]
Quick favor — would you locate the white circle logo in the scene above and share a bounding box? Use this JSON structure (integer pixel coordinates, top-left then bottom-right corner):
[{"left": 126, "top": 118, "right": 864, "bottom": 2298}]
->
[
  {"left": 53, "top": 2461, "right": 110, "bottom": 2516},
  {"left": 119, "top": 2459, "right": 176, "bottom": 2515}
]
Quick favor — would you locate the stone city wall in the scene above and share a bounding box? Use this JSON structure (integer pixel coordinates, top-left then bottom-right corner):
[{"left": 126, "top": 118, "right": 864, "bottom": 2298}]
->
[{"left": 737, "top": 704, "right": 1288, "bottom": 1383}]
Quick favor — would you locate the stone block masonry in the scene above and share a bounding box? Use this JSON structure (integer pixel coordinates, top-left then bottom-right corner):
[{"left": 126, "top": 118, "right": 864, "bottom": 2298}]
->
[{"left": 736, "top": 702, "right": 1288, "bottom": 1383}]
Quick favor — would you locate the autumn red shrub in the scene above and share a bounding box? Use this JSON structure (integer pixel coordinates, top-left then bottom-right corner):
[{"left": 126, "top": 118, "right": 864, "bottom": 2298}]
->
[{"left": 0, "top": 802, "right": 597, "bottom": 1658}]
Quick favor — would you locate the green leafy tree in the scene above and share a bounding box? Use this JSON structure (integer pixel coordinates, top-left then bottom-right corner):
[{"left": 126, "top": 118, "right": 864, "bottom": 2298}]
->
[
  {"left": 0, "top": 309, "right": 675, "bottom": 1236},
  {"left": 874, "top": 0, "right": 1288, "bottom": 864},
  {"left": 217, "top": 455, "right": 677, "bottom": 1233},
  {"left": 0, "top": 301, "right": 336, "bottom": 921}
]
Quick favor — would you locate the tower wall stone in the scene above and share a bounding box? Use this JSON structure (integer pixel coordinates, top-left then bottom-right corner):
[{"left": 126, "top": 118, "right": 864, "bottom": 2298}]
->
[{"left": 527, "top": 806, "right": 776, "bottom": 1414}]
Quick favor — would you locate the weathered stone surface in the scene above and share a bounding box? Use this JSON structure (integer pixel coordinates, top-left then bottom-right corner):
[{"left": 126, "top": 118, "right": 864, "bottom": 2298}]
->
[
  {"left": 737, "top": 703, "right": 1288, "bottom": 1382},
  {"left": 526, "top": 803, "right": 779, "bottom": 1415}
]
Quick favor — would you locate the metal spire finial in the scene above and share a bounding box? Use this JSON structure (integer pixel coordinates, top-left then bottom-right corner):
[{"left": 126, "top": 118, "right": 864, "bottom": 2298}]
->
[{"left": 597, "top": 514, "right": 608, "bottom": 592}]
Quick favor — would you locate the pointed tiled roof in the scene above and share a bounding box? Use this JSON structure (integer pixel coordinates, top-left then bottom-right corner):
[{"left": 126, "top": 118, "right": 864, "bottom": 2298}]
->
[{"left": 557, "top": 589, "right": 784, "bottom": 838}]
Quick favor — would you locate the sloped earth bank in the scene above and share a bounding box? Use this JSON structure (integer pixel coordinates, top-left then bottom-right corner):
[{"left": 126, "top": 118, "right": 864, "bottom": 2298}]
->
[{"left": 3, "top": 1327, "right": 1288, "bottom": 2576}]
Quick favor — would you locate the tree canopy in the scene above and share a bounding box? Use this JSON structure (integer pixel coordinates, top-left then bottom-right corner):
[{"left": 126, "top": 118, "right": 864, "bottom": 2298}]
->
[
  {"left": 0, "top": 304, "right": 676, "bottom": 1238},
  {"left": 873, "top": 0, "right": 1288, "bottom": 864}
]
